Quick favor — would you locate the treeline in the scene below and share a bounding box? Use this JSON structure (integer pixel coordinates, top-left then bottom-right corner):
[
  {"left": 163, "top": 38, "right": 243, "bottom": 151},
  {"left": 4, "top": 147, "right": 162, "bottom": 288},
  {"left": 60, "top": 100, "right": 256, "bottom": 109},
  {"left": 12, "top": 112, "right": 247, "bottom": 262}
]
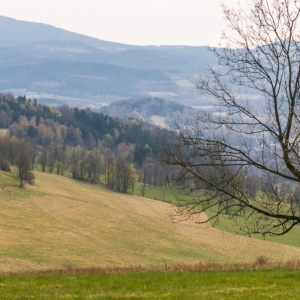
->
[
  {"left": 0, "top": 134, "right": 139, "bottom": 193},
  {"left": 0, "top": 93, "right": 183, "bottom": 193}
]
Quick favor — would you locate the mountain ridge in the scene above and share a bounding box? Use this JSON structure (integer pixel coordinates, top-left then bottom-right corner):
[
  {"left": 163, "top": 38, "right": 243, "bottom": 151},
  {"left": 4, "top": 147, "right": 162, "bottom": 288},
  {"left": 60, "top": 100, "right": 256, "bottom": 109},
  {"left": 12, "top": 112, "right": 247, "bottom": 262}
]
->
[
  {"left": 0, "top": 15, "right": 136, "bottom": 50},
  {"left": 0, "top": 15, "right": 218, "bottom": 109}
]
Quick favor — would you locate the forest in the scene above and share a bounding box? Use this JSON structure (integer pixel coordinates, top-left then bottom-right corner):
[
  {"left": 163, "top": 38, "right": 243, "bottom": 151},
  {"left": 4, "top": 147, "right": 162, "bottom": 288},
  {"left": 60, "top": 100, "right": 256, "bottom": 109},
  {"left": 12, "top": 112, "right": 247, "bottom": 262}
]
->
[
  {"left": 0, "top": 92, "right": 181, "bottom": 193},
  {"left": 100, "top": 97, "right": 198, "bottom": 127}
]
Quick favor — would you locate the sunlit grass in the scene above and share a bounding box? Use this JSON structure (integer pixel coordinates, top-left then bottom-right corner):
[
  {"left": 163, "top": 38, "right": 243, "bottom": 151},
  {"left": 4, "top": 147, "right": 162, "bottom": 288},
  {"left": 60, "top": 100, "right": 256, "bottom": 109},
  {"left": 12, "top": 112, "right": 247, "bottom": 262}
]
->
[{"left": 2, "top": 170, "right": 300, "bottom": 273}]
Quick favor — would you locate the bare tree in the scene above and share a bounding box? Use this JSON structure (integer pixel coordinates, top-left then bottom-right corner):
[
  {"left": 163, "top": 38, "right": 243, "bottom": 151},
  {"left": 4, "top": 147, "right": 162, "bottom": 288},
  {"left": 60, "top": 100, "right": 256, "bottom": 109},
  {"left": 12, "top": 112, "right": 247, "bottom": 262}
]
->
[
  {"left": 160, "top": 0, "right": 300, "bottom": 237},
  {"left": 16, "top": 139, "right": 35, "bottom": 187},
  {"left": 0, "top": 136, "right": 10, "bottom": 171},
  {"left": 38, "top": 147, "right": 48, "bottom": 173}
]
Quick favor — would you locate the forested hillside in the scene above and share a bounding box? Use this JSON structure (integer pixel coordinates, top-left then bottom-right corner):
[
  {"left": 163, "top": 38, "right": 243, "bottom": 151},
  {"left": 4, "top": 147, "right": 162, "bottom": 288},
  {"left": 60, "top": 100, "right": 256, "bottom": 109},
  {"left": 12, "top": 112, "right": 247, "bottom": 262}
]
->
[
  {"left": 100, "top": 97, "right": 198, "bottom": 127},
  {"left": 0, "top": 93, "right": 176, "bottom": 192}
]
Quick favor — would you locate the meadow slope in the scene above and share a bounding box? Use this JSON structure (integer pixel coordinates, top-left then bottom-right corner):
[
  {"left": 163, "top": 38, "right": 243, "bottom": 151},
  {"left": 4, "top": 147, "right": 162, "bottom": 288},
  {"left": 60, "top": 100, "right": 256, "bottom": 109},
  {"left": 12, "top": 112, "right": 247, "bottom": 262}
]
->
[{"left": 0, "top": 171, "right": 300, "bottom": 272}]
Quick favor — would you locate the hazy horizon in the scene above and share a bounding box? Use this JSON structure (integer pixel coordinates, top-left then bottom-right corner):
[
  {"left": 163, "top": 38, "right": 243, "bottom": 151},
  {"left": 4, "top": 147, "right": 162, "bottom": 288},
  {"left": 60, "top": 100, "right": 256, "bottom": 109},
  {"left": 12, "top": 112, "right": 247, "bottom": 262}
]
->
[{"left": 1, "top": 0, "right": 244, "bottom": 47}]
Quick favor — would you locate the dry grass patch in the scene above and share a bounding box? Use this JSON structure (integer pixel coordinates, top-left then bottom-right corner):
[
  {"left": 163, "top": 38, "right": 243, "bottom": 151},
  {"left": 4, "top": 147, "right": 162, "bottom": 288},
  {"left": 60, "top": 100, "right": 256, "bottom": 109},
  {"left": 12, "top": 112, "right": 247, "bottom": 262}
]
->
[
  {"left": 1, "top": 171, "right": 300, "bottom": 272},
  {"left": 3, "top": 259, "right": 300, "bottom": 276}
]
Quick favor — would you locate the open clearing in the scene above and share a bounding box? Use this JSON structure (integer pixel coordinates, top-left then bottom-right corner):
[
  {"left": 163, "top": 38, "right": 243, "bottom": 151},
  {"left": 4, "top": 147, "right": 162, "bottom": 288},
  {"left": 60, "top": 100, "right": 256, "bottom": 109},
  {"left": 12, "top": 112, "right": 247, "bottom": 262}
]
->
[{"left": 1, "top": 171, "right": 300, "bottom": 272}]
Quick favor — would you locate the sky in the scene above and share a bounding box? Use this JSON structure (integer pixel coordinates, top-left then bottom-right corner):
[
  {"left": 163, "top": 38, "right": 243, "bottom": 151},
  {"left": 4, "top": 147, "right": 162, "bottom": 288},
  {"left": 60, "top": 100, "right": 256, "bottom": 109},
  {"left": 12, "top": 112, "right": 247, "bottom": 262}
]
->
[{"left": 0, "top": 0, "right": 241, "bottom": 46}]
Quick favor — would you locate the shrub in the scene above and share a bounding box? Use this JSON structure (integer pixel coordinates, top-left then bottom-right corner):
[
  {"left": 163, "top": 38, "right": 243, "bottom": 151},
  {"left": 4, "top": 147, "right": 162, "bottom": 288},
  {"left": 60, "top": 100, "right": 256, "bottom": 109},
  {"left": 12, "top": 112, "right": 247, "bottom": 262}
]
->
[
  {"left": 255, "top": 255, "right": 268, "bottom": 266},
  {"left": 1, "top": 160, "right": 11, "bottom": 172},
  {"left": 25, "top": 171, "right": 35, "bottom": 185}
]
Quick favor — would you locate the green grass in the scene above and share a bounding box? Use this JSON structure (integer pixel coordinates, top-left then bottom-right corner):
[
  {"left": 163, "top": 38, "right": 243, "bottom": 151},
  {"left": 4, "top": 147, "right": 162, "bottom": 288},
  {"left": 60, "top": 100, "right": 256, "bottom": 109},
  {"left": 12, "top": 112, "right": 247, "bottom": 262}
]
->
[
  {"left": 139, "top": 183, "right": 300, "bottom": 249},
  {"left": 134, "top": 182, "right": 192, "bottom": 203},
  {"left": 210, "top": 213, "right": 300, "bottom": 248},
  {"left": 1, "top": 269, "right": 300, "bottom": 299},
  {"left": 0, "top": 170, "right": 20, "bottom": 188},
  {"left": 136, "top": 182, "right": 300, "bottom": 253},
  {"left": 33, "top": 164, "right": 73, "bottom": 178}
]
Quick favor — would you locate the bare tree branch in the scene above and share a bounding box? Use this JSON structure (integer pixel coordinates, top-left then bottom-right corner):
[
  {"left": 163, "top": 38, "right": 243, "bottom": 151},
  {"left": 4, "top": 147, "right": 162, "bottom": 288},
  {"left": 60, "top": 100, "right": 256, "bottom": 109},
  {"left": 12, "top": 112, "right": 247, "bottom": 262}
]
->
[{"left": 160, "top": 0, "right": 300, "bottom": 236}]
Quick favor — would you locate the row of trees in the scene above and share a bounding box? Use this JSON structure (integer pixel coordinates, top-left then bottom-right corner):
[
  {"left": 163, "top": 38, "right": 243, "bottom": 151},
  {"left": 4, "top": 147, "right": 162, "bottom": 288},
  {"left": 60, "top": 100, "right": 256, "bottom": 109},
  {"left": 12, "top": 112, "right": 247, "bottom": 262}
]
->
[
  {"left": 0, "top": 132, "right": 179, "bottom": 194},
  {"left": 0, "top": 134, "right": 139, "bottom": 192}
]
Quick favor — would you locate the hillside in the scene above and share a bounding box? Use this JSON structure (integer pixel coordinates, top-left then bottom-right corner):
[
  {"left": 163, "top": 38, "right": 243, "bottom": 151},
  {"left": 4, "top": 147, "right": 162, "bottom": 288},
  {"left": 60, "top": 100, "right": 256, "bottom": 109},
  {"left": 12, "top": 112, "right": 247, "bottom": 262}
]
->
[
  {"left": 100, "top": 97, "right": 199, "bottom": 127},
  {"left": 1, "top": 170, "right": 300, "bottom": 273},
  {"left": 0, "top": 15, "right": 217, "bottom": 109}
]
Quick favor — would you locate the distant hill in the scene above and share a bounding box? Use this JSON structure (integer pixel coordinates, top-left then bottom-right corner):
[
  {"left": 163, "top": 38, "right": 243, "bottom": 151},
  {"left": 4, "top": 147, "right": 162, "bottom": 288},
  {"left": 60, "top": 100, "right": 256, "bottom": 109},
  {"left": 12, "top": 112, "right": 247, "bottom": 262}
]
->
[
  {"left": 0, "top": 15, "right": 217, "bottom": 109},
  {"left": 0, "top": 60, "right": 169, "bottom": 100},
  {"left": 0, "top": 15, "right": 135, "bottom": 50},
  {"left": 100, "top": 97, "right": 199, "bottom": 127}
]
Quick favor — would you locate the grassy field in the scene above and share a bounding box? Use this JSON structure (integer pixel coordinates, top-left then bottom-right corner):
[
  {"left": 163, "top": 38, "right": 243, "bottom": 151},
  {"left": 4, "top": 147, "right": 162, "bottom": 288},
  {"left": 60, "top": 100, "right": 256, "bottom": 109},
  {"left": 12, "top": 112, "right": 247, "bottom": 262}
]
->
[
  {"left": 1, "top": 268, "right": 300, "bottom": 299},
  {"left": 1, "top": 170, "right": 300, "bottom": 273},
  {"left": 134, "top": 182, "right": 300, "bottom": 249},
  {"left": 133, "top": 182, "right": 190, "bottom": 203},
  {"left": 209, "top": 212, "right": 300, "bottom": 248},
  {"left": 0, "top": 170, "right": 20, "bottom": 188}
]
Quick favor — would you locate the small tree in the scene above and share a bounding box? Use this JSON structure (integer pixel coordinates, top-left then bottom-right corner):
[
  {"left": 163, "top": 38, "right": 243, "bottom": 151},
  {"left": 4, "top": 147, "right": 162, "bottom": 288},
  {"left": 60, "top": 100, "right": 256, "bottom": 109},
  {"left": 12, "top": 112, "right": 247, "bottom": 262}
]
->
[
  {"left": 127, "top": 163, "right": 138, "bottom": 194},
  {"left": 0, "top": 136, "right": 10, "bottom": 171},
  {"left": 160, "top": 0, "right": 300, "bottom": 237},
  {"left": 16, "top": 139, "right": 35, "bottom": 187}
]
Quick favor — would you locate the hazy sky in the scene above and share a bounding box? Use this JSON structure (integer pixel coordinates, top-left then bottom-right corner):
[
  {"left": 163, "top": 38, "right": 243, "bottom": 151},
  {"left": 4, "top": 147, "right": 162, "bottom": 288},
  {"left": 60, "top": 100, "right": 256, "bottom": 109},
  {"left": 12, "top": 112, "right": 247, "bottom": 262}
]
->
[{"left": 0, "top": 0, "right": 241, "bottom": 46}]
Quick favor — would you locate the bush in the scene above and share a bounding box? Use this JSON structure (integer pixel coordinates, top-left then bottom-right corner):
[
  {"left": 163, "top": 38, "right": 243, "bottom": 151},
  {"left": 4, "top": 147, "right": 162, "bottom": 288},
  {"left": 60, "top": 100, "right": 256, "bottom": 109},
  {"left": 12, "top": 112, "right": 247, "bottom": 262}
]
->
[
  {"left": 255, "top": 255, "right": 268, "bottom": 266},
  {"left": 1, "top": 160, "right": 11, "bottom": 172},
  {"left": 25, "top": 171, "right": 35, "bottom": 185}
]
